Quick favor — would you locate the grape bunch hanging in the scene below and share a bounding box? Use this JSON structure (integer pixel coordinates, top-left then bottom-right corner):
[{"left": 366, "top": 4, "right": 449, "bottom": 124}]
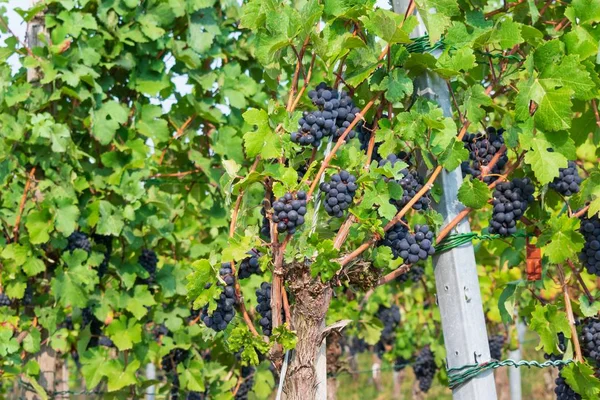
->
[
  {"left": 379, "top": 154, "right": 430, "bottom": 211},
  {"left": 544, "top": 332, "right": 566, "bottom": 362},
  {"left": 291, "top": 82, "right": 359, "bottom": 147},
  {"left": 234, "top": 366, "right": 255, "bottom": 400},
  {"left": 461, "top": 127, "right": 508, "bottom": 184},
  {"left": 413, "top": 346, "right": 437, "bottom": 393},
  {"left": 381, "top": 222, "right": 435, "bottom": 264},
  {"left": 489, "top": 178, "right": 535, "bottom": 236},
  {"left": 66, "top": 231, "right": 92, "bottom": 253},
  {"left": 580, "top": 317, "right": 600, "bottom": 366},
  {"left": 374, "top": 305, "right": 401, "bottom": 357},
  {"left": 255, "top": 282, "right": 273, "bottom": 336},
  {"left": 200, "top": 263, "right": 237, "bottom": 332},
  {"left": 238, "top": 250, "right": 261, "bottom": 279},
  {"left": 320, "top": 170, "right": 357, "bottom": 218},
  {"left": 488, "top": 335, "right": 505, "bottom": 360},
  {"left": 555, "top": 374, "right": 581, "bottom": 400},
  {"left": 549, "top": 161, "right": 582, "bottom": 196},
  {"left": 579, "top": 216, "right": 600, "bottom": 276},
  {"left": 271, "top": 191, "right": 308, "bottom": 234},
  {"left": 139, "top": 248, "right": 158, "bottom": 283}
]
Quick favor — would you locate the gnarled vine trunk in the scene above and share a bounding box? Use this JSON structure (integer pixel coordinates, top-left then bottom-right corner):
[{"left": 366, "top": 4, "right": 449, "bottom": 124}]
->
[{"left": 283, "top": 263, "right": 332, "bottom": 400}]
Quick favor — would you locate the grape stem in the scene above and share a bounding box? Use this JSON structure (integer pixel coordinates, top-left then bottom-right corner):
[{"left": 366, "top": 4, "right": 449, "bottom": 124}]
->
[
  {"left": 566, "top": 259, "right": 595, "bottom": 305},
  {"left": 557, "top": 264, "right": 584, "bottom": 363},
  {"left": 287, "top": 35, "right": 311, "bottom": 111},
  {"left": 484, "top": 0, "right": 527, "bottom": 18},
  {"left": 592, "top": 99, "right": 600, "bottom": 129},
  {"left": 570, "top": 205, "right": 590, "bottom": 219},
  {"left": 229, "top": 158, "right": 261, "bottom": 337},
  {"left": 13, "top": 167, "right": 36, "bottom": 243},
  {"left": 159, "top": 114, "right": 196, "bottom": 164}
]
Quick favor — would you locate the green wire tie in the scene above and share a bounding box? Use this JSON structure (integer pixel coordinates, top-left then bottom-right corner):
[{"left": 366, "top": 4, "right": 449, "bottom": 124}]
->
[
  {"left": 447, "top": 358, "right": 574, "bottom": 390},
  {"left": 434, "top": 232, "right": 529, "bottom": 254}
]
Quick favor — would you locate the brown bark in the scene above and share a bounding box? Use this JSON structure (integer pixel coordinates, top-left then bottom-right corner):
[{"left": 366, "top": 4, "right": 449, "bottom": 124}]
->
[
  {"left": 494, "top": 369, "right": 510, "bottom": 400},
  {"left": 283, "top": 262, "right": 332, "bottom": 400},
  {"left": 393, "top": 369, "right": 406, "bottom": 399},
  {"left": 25, "top": 346, "right": 56, "bottom": 400},
  {"left": 325, "top": 332, "right": 343, "bottom": 400},
  {"left": 411, "top": 379, "right": 425, "bottom": 400}
]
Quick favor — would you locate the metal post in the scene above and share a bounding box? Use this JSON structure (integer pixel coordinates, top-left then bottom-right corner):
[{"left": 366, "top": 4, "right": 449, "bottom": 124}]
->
[
  {"left": 315, "top": 321, "right": 327, "bottom": 400},
  {"left": 391, "top": 1, "right": 498, "bottom": 399},
  {"left": 509, "top": 321, "right": 526, "bottom": 400},
  {"left": 145, "top": 363, "right": 156, "bottom": 400}
]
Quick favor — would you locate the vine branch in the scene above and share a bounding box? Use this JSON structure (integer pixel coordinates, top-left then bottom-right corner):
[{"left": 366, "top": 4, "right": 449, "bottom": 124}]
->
[{"left": 13, "top": 167, "right": 36, "bottom": 242}]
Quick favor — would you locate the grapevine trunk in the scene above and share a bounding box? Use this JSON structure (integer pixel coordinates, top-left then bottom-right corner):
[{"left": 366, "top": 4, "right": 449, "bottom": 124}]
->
[{"left": 283, "top": 263, "right": 332, "bottom": 400}]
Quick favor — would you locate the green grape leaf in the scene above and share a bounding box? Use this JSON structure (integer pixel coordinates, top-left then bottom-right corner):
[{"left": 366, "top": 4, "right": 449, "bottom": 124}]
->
[
  {"left": 458, "top": 177, "right": 491, "bottom": 209},
  {"left": 311, "top": 240, "right": 341, "bottom": 282},
  {"left": 579, "top": 294, "right": 600, "bottom": 317},
  {"left": 529, "top": 304, "right": 571, "bottom": 354},
  {"left": 460, "top": 85, "right": 492, "bottom": 125},
  {"left": 25, "top": 208, "right": 54, "bottom": 244},
  {"left": 106, "top": 316, "right": 142, "bottom": 351},
  {"left": 91, "top": 101, "right": 129, "bottom": 145},
  {"left": 524, "top": 137, "right": 568, "bottom": 185},
  {"left": 271, "top": 325, "right": 298, "bottom": 351},
  {"left": 561, "top": 362, "right": 600, "bottom": 400},
  {"left": 538, "top": 214, "right": 584, "bottom": 264},
  {"left": 242, "top": 108, "right": 282, "bottom": 159}
]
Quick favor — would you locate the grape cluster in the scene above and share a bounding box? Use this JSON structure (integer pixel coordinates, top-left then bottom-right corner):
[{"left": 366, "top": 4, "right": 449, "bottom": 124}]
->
[
  {"left": 238, "top": 250, "right": 261, "bottom": 279},
  {"left": 489, "top": 178, "right": 535, "bottom": 236},
  {"left": 580, "top": 318, "right": 600, "bottom": 366},
  {"left": 292, "top": 83, "right": 360, "bottom": 147},
  {"left": 139, "top": 249, "right": 158, "bottom": 282},
  {"left": 379, "top": 154, "right": 430, "bottom": 211},
  {"left": 22, "top": 284, "right": 33, "bottom": 306},
  {"left": 154, "top": 324, "right": 170, "bottom": 339},
  {"left": 186, "top": 392, "right": 205, "bottom": 400},
  {"left": 201, "top": 263, "right": 237, "bottom": 332},
  {"left": 377, "top": 305, "right": 401, "bottom": 346},
  {"left": 395, "top": 265, "right": 424, "bottom": 284},
  {"left": 357, "top": 121, "right": 377, "bottom": 155},
  {"left": 82, "top": 307, "right": 104, "bottom": 348},
  {"left": 171, "top": 374, "right": 181, "bottom": 400},
  {"left": 66, "top": 231, "right": 91, "bottom": 253},
  {"left": 544, "top": 332, "right": 566, "bottom": 362},
  {"left": 555, "top": 373, "right": 581, "bottom": 400},
  {"left": 579, "top": 216, "right": 600, "bottom": 276},
  {"left": 375, "top": 305, "right": 401, "bottom": 357},
  {"left": 461, "top": 127, "right": 508, "bottom": 184},
  {"left": 549, "top": 161, "right": 582, "bottom": 196},
  {"left": 271, "top": 191, "right": 307, "bottom": 234},
  {"left": 98, "top": 336, "right": 114, "bottom": 347},
  {"left": 320, "top": 170, "right": 357, "bottom": 218},
  {"left": 161, "top": 348, "right": 189, "bottom": 374},
  {"left": 488, "top": 335, "right": 505, "bottom": 360},
  {"left": 255, "top": 282, "right": 273, "bottom": 336},
  {"left": 413, "top": 347, "right": 436, "bottom": 393},
  {"left": 349, "top": 337, "right": 368, "bottom": 355},
  {"left": 381, "top": 223, "right": 435, "bottom": 264},
  {"left": 234, "top": 366, "right": 255, "bottom": 400},
  {"left": 0, "top": 293, "right": 11, "bottom": 307},
  {"left": 93, "top": 234, "right": 112, "bottom": 278}
]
